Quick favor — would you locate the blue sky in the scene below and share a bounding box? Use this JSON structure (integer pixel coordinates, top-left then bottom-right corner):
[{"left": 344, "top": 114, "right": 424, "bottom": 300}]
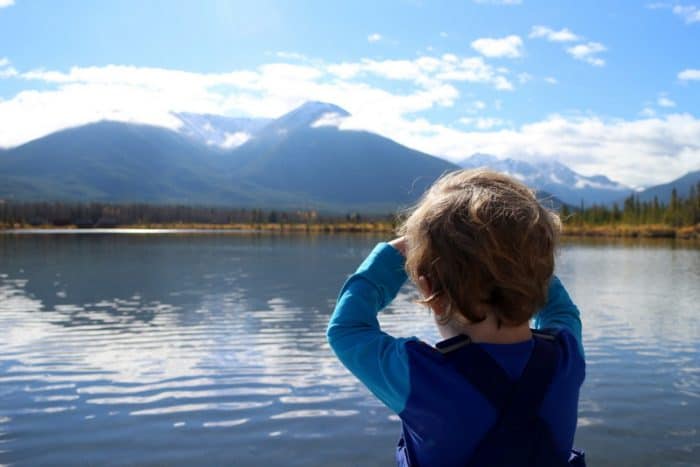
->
[{"left": 1, "top": 0, "right": 699, "bottom": 187}]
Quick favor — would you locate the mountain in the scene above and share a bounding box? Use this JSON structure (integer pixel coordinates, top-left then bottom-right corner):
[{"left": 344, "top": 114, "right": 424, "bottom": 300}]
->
[
  {"left": 0, "top": 121, "right": 256, "bottom": 204},
  {"left": 174, "top": 112, "right": 271, "bottom": 148},
  {"left": 175, "top": 101, "right": 461, "bottom": 211},
  {"left": 0, "top": 103, "right": 457, "bottom": 211},
  {"left": 222, "top": 101, "right": 457, "bottom": 211},
  {"left": 0, "top": 101, "right": 606, "bottom": 212},
  {"left": 224, "top": 101, "right": 353, "bottom": 165},
  {"left": 634, "top": 170, "right": 700, "bottom": 203},
  {"left": 458, "top": 153, "right": 630, "bottom": 206},
  {"left": 176, "top": 102, "right": 349, "bottom": 149},
  {"left": 229, "top": 125, "right": 458, "bottom": 211},
  {"left": 265, "top": 101, "right": 350, "bottom": 134}
]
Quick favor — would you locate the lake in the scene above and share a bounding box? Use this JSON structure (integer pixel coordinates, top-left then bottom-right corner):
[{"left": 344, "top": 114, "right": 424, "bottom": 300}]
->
[{"left": 0, "top": 232, "right": 698, "bottom": 466}]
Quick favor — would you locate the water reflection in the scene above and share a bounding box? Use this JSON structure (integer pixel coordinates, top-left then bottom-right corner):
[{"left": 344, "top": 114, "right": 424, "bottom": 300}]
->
[
  {"left": 557, "top": 240, "right": 700, "bottom": 466},
  {"left": 0, "top": 233, "right": 698, "bottom": 466}
]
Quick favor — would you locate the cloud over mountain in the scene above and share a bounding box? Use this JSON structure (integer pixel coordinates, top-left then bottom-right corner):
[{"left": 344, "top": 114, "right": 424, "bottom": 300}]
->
[{"left": 0, "top": 54, "right": 698, "bottom": 188}]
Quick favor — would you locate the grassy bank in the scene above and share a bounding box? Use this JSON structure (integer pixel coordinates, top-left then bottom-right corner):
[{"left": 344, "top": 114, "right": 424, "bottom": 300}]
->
[
  {"left": 0, "top": 221, "right": 397, "bottom": 233},
  {"left": 561, "top": 223, "right": 700, "bottom": 239},
  {"left": 2, "top": 221, "right": 700, "bottom": 239}
]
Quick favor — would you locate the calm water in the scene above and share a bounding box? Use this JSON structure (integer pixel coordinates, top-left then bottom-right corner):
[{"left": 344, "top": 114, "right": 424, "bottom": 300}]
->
[{"left": 0, "top": 232, "right": 698, "bottom": 467}]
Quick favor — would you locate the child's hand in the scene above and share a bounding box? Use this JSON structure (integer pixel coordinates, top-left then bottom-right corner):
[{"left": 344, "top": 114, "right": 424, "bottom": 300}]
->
[{"left": 388, "top": 237, "right": 407, "bottom": 257}]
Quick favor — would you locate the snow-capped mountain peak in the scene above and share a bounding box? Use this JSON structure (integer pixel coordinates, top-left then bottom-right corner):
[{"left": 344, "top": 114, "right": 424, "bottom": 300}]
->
[
  {"left": 458, "top": 153, "right": 631, "bottom": 205},
  {"left": 172, "top": 102, "right": 351, "bottom": 149},
  {"left": 174, "top": 112, "right": 271, "bottom": 148},
  {"left": 272, "top": 101, "right": 351, "bottom": 132}
]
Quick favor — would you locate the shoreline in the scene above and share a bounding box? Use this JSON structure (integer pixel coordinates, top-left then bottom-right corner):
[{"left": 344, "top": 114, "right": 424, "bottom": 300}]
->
[
  {"left": 1, "top": 222, "right": 699, "bottom": 239},
  {"left": 0, "top": 222, "right": 397, "bottom": 234},
  {"left": 561, "top": 223, "right": 700, "bottom": 240}
]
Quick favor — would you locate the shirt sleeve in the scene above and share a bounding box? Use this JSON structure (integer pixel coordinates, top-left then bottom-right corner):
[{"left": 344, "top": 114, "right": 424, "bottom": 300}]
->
[
  {"left": 532, "top": 275, "right": 584, "bottom": 356},
  {"left": 326, "top": 242, "right": 415, "bottom": 414}
]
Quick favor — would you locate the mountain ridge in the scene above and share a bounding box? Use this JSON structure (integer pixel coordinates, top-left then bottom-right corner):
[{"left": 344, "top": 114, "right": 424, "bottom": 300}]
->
[
  {"left": 634, "top": 170, "right": 700, "bottom": 203},
  {"left": 0, "top": 108, "right": 459, "bottom": 212},
  {"left": 458, "top": 153, "right": 630, "bottom": 206},
  {"left": 0, "top": 101, "right": 697, "bottom": 211}
]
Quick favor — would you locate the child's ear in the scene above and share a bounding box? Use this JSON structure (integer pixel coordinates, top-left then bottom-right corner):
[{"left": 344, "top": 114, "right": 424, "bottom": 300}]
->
[
  {"left": 417, "top": 275, "right": 447, "bottom": 316},
  {"left": 417, "top": 275, "right": 432, "bottom": 299}
]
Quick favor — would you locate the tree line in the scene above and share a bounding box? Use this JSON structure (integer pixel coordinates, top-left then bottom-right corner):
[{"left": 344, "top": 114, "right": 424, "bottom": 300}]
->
[
  {"left": 1, "top": 182, "right": 698, "bottom": 229},
  {"left": 560, "top": 182, "right": 700, "bottom": 227},
  {"left": 0, "top": 201, "right": 387, "bottom": 227}
]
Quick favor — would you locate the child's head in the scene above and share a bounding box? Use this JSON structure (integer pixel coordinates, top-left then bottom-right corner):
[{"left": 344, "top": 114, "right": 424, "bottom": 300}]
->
[{"left": 398, "top": 169, "right": 561, "bottom": 328}]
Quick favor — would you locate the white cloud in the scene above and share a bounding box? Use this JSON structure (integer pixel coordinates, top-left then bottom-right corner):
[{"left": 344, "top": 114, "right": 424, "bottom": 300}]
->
[
  {"left": 657, "top": 96, "right": 676, "bottom": 107},
  {"left": 672, "top": 4, "right": 700, "bottom": 23},
  {"left": 0, "top": 54, "right": 516, "bottom": 148},
  {"left": 0, "top": 0, "right": 14, "bottom": 8},
  {"left": 221, "top": 132, "right": 251, "bottom": 149},
  {"left": 530, "top": 28, "right": 607, "bottom": 67},
  {"left": 440, "top": 32, "right": 448, "bottom": 38},
  {"left": 471, "top": 35, "right": 523, "bottom": 58},
  {"left": 311, "top": 112, "right": 348, "bottom": 128},
  {"left": 647, "top": 3, "right": 700, "bottom": 23},
  {"left": 328, "top": 55, "right": 513, "bottom": 91},
  {"left": 544, "top": 76, "right": 558, "bottom": 84},
  {"left": 476, "top": 118, "right": 505, "bottom": 129},
  {"left": 374, "top": 113, "right": 700, "bottom": 188},
  {"left": 679, "top": 68, "right": 700, "bottom": 80},
  {"left": 0, "top": 84, "right": 186, "bottom": 147},
  {"left": 0, "top": 57, "right": 8, "bottom": 67},
  {"left": 367, "top": 33, "right": 382, "bottom": 43},
  {"left": 640, "top": 107, "right": 656, "bottom": 117},
  {"left": 566, "top": 42, "right": 606, "bottom": 66},
  {"left": 1, "top": 57, "right": 698, "bottom": 187},
  {"left": 529, "top": 25, "right": 581, "bottom": 42},
  {"left": 315, "top": 110, "right": 700, "bottom": 187}
]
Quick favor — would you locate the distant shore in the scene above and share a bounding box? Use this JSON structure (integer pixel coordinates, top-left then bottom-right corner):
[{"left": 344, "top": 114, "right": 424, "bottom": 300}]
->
[
  {"left": 0, "top": 222, "right": 396, "bottom": 234},
  {"left": 2, "top": 222, "right": 700, "bottom": 239},
  {"left": 561, "top": 223, "right": 700, "bottom": 239}
]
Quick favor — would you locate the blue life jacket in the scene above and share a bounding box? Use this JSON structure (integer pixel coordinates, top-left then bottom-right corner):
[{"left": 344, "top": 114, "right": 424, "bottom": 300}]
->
[{"left": 396, "top": 331, "right": 586, "bottom": 467}]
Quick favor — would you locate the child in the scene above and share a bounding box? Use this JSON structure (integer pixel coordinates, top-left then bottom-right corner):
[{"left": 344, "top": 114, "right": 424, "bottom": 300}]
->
[{"left": 327, "top": 169, "right": 585, "bottom": 466}]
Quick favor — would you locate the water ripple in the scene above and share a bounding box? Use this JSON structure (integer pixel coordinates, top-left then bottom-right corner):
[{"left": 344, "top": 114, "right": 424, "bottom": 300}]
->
[
  {"left": 270, "top": 409, "right": 359, "bottom": 419},
  {"left": 0, "top": 234, "right": 698, "bottom": 466},
  {"left": 130, "top": 401, "right": 274, "bottom": 416}
]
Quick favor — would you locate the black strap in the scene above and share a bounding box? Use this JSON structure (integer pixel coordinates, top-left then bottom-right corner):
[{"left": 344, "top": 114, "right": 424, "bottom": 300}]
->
[
  {"left": 396, "top": 333, "right": 578, "bottom": 467},
  {"left": 444, "top": 337, "right": 514, "bottom": 410},
  {"left": 444, "top": 333, "right": 562, "bottom": 467},
  {"left": 445, "top": 333, "right": 559, "bottom": 415},
  {"left": 506, "top": 335, "right": 559, "bottom": 420}
]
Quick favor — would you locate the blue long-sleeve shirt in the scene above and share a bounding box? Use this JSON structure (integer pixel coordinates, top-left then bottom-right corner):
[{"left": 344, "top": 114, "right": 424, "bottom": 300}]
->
[{"left": 327, "top": 242, "right": 585, "bottom": 466}]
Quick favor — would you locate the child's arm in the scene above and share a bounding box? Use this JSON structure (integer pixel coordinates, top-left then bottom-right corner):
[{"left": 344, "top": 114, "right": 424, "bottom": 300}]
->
[
  {"left": 532, "top": 276, "right": 583, "bottom": 352},
  {"left": 326, "top": 242, "right": 415, "bottom": 414}
]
